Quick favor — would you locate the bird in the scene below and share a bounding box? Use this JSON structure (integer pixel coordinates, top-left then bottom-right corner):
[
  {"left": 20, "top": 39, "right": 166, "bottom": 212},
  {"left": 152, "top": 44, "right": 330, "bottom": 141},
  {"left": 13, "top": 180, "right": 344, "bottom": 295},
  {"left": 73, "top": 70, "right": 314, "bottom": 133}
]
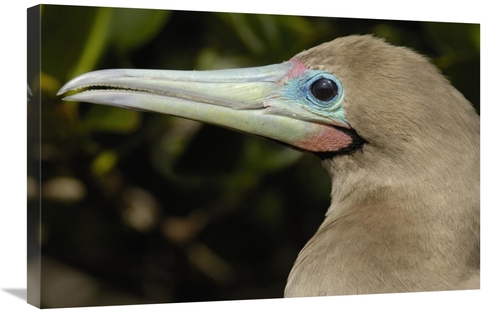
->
[{"left": 58, "top": 35, "right": 479, "bottom": 297}]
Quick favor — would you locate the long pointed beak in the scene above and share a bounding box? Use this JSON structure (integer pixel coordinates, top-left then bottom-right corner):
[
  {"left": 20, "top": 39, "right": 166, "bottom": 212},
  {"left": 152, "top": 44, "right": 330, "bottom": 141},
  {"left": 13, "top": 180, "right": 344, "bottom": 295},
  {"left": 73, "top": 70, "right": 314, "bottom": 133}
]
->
[{"left": 58, "top": 59, "right": 352, "bottom": 153}]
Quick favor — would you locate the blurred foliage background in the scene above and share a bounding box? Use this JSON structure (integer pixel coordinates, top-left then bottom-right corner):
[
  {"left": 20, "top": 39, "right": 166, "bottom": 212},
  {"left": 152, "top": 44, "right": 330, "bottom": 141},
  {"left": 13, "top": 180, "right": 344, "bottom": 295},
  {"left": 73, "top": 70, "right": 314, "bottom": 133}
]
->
[{"left": 27, "top": 4, "right": 479, "bottom": 308}]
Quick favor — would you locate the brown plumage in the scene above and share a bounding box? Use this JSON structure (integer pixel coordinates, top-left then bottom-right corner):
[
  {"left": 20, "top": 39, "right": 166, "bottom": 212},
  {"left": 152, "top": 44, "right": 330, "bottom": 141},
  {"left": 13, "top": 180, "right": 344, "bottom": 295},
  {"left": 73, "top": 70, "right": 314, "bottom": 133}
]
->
[{"left": 284, "top": 35, "right": 479, "bottom": 296}]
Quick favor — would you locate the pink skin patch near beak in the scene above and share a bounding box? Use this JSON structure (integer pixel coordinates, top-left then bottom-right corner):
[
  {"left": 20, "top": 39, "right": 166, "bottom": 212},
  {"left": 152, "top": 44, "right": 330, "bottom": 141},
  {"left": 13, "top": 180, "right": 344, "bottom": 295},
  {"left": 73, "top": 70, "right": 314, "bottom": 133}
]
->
[
  {"left": 296, "top": 124, "right": 353, "bottom": 152},
  {"left": 284, "top": 58, "right": 310, "bottom": 81}
]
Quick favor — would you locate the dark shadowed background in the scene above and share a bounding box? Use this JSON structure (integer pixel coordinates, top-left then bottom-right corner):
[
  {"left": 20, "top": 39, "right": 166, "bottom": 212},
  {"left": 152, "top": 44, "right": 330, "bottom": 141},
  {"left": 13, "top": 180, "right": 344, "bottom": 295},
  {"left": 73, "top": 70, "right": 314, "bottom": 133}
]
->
[{"left": 27, "top": 5, "right": 479, "bottom": 308}]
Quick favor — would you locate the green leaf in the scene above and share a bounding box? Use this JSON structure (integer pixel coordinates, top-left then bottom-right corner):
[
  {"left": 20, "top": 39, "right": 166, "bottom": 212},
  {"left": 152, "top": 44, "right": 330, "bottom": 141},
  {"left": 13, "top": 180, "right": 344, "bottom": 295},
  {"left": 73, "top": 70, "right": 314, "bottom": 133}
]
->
[
  {"left": 68, "top": 7, "right": 114, "bottom": 79},
  {"left": 91, "top": 150, "right": 118, "bottom": 176},
  {"left": 108, "top": 8, "right": 171, "bottom": 52},
  {"left": 83, "top": 105, "right": 141, "bottom": 133}
]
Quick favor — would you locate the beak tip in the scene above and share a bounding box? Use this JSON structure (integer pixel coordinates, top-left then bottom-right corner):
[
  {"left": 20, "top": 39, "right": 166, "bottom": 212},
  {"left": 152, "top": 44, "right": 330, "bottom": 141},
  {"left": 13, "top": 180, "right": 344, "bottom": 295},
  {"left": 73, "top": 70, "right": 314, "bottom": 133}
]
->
[{"left": 57, "top": 84, "right": 68, "bottom": 96}]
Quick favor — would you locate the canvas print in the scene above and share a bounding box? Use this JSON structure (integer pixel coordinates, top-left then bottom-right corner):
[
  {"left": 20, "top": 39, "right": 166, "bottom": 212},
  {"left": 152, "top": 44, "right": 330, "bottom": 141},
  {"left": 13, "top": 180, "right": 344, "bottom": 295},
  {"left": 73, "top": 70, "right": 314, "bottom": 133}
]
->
[{"left": 27, "top": 5, "right": 480, "bottom": 308}]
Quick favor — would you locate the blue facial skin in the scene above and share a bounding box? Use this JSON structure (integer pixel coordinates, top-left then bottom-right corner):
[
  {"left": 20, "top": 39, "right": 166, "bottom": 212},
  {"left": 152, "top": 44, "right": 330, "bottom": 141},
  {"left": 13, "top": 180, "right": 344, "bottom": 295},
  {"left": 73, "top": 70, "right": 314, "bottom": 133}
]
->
[{"left": 282, "top": 70, "right": 347, "bottom": 126}]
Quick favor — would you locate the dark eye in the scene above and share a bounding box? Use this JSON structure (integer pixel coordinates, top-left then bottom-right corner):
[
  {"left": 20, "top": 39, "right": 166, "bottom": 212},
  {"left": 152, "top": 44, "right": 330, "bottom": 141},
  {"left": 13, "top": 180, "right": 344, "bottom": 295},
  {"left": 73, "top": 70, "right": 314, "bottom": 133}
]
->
[{"left": 311, "top": 78, "right": 338, "bottom": 102}]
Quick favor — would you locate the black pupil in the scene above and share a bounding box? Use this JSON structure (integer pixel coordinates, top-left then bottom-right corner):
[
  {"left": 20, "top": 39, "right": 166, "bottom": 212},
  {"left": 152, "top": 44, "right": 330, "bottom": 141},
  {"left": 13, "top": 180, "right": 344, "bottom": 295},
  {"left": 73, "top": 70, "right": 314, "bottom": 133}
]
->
[{"left": 311, "top": 78, "right": 338, "bottom": 102}]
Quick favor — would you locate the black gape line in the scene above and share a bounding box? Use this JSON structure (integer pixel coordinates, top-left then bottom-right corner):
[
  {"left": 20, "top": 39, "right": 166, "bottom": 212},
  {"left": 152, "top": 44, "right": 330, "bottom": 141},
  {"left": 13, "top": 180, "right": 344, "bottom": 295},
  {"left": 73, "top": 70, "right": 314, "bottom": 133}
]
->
[
  {"left": 268, "top": 126, "right": 366, "bottom": 160},
  {"left": 314, "top": 126, "right": 367, "bottom": 160}
]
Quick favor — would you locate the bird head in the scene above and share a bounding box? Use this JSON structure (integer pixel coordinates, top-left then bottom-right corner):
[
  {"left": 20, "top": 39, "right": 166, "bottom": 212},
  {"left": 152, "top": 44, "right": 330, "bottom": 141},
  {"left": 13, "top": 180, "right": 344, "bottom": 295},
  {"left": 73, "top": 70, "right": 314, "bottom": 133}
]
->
[
  {"left": 300, "top": 36, "right": 478, "bottom": 157},
  {"left": 57, "top": 35, "right": 476, "bottom": 160}
]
